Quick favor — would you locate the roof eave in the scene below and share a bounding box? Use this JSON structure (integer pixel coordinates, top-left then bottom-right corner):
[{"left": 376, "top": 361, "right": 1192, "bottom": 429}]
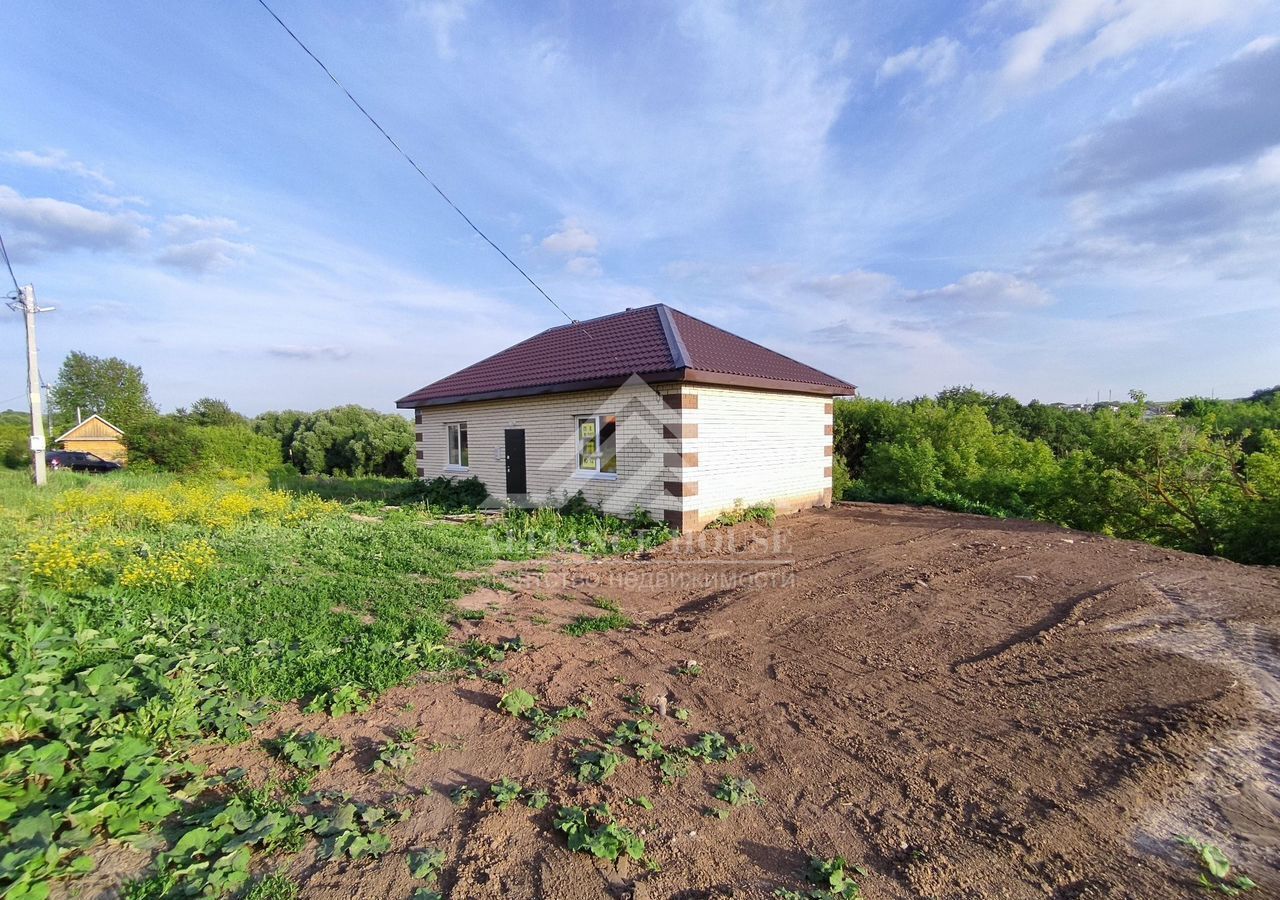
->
[
  {"left": 397, "top": 367, "right": 856, "bottom": 408},
  {"left": 677, "top": 368, "right": 856, "bottom": 396},
  {"left": 396, "top": 369, "right": 688, "bottom": 408},
  {"left": 54, "top": 413, "right": 125, "bottom": 442}
]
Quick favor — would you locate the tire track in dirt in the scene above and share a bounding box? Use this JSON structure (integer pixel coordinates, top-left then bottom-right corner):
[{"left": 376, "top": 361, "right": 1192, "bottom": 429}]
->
[
  {"left": 158, "top": 505, "right": 1280, "bottom": 900},
  {"left": 1114, "top": 576, "right": 1280, "bottom": 881}
]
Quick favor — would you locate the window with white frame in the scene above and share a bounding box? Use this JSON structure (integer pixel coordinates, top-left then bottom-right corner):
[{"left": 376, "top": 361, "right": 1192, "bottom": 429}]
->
[
  {"left": 446, "top": 422, "right": 468, "bottom": 468},
  {"left": 576, "top": 414, "right": 616, "bottom": 475}
]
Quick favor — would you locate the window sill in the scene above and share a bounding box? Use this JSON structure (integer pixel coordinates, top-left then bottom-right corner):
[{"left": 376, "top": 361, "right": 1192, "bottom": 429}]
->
[
  {"left": 444, "top": 466, "right": 470, "bottom": 474},
  {"left": 573, "top": 471, "right": 618, "bottom": 482}
]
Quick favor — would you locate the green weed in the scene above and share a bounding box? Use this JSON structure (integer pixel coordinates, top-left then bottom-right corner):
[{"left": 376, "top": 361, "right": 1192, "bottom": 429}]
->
[
  {"left": 552, "top": 803, "right": 646, "bottom": 863},
  {"left": 0, "top": 471, "right": 661, "bottom": 897},
  {"left": 498, "top": 688, "right": 538, "bottom": 717},
  {"left": 450, "top": 785, "right": 479, "bottom": 805},
  {"left": 304, "top": 683, "right": 370, "bottom": 717},
  {"left": 1176, "top": 836, "right": 1257, "bottom": 895},
  {"left": 490, "top": 777, "right": 524, "bottom": 810},
  {"left": 572, "top": 745, "right": 628, "bottom": 783},
  {"left": 707, "top": 501, "right": 776, "bottom": 528},
  {"left": 408, "top": 847, "right": 446, "bottom": 881},
  {"left": 563, "top": 612, "right": 633, "bottom": 636},
  {"left": 713, "top": 776, "right": 764, "bottom": 807},
  {"left": 271, "top": 731, "right": 343, "bottom": 770},
  {"left": 685, "top": 731, "right": 751, "bottom": 763},
  {"left": 370, "top": 739, "right": 417, "bottom": 773},
  {"left": 243, "top": 874, "right": 299, "bottom": 900}
]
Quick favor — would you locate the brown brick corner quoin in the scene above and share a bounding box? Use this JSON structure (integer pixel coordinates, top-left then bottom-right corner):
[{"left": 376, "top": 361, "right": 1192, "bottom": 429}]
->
[
  {"left": 663, "top": 451, "right": 699, "bottom": 469},
  {"left": 662, "top": 423, "right": 698, "bottom": 440},
  {"left": 664, "top": 480, "right": 699, "bottom": 498},
  {"left": 663, "top": 391, "right": 699, "bottom": 410},
  {"left": 663, "top": 508, "right": 699, "bottom": 531}
]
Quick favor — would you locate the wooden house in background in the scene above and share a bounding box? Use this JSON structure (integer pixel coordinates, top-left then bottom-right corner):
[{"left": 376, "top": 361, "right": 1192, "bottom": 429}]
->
[{"left": 55, "top": 414, "right": 127, "bottom": 463}]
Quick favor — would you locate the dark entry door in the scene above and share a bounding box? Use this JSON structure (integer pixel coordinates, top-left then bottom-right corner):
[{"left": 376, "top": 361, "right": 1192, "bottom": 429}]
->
[{"left": 504, "top": 429, "right": 527, "bottom": 495}]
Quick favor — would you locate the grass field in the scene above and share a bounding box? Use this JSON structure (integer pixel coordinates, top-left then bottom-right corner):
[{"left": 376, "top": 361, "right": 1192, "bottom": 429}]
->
[{"left": 0, "top": 470, "right": 670, "bottom": 897}]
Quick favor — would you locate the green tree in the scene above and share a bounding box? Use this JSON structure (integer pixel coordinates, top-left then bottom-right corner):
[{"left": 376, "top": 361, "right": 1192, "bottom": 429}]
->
[
  {"left": 176, "top": 397, "right": 246, "bottom": 428},
  {"left": 258, "top": 406, "right": 413, "bottom": 477},
  {"left": 125, "top": 417, "right": 203, "bottom": 472},
  {"left": 252, "top": 410, "right": 307, "bottom": 460},
  {"left": 1221, "top": 430, "right": 1280, "bottom": 564},
  {"left": 49, "top": 352, "right": 157, "bottom": 431}
]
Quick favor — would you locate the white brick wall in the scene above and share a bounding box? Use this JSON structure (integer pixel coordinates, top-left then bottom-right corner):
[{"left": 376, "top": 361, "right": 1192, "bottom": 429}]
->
[
  {"left": 413, "top": 381, "right": 834, "bottom": 528},
  {"left": 414, "top": 380, "right": 677, "bottom": 517},
  {"left": 686, "top": 386, "right": 832, "bottom": 523}
]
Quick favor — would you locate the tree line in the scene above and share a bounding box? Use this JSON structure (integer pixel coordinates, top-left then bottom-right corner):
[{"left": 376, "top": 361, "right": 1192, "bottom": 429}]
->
[
  {"left": 0, "top": 351, "right": 414, "bottom": 478},
  {"left": 834, "top": 386, "right": 1280, "bottom": 565},
  {"left": 8, "top": 351, "right": 1278, "bottom": 565}
]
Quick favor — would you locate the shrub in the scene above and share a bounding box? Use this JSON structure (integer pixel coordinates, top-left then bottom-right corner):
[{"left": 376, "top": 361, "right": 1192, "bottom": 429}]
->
[
  {"left": 1, "top": 422, "right": 28, "bottom": 468},
  {"left": 833, "top": 390, "right": 1280, "bottom": 565},
  {"left": 411, "top": 475, "right": 490, "bottom": 510},
  {"left": 126, "top": 416, "right": 204, "bottom": 472},
  {"left": 194, "top": 425, "right": 282, "bottom": 474},
  {"left": 558, "top": 490, "right": 598, "bottom": 516}
]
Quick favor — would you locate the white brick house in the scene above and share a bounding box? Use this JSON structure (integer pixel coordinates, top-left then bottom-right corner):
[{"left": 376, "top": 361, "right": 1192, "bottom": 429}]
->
[{"left": 396, "top": 304, "right": 854, "bottom": 531}]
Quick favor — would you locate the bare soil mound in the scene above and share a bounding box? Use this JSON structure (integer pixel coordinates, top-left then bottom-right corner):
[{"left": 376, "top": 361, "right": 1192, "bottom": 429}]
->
[{"left": 178, "top": 505, "right": 1280, "bottom": 898}]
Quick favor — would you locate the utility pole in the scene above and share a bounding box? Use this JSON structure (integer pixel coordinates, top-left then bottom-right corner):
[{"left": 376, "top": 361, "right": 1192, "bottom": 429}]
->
[{"left": 14, "top": 285, "right": 51, "bottom": 486}]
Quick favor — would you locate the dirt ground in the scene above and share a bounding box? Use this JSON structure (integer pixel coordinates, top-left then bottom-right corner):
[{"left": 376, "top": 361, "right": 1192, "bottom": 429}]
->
[{"left": 82, "top": 503, "right": 1280, "bottom": 898}]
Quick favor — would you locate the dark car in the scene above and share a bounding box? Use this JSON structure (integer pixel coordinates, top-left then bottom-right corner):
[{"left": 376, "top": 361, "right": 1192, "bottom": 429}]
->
[{"left": 46, "top": 450, "right": 123, "bottom": 474}]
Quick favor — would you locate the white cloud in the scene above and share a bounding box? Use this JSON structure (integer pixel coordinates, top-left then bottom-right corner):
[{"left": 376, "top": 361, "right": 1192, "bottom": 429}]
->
[
  {"left": 156, "top": 237, "right": 254, "bottom": 274},
  {"left": 800, "top": 270, "right": 901, "bottom": 303},
  {"left": 0, "top": 185, "right": 147, "bottom": 256},
  {"left": 1000, "top": 0, "right": 1258, "bottom": 89},
  {"left": 1036, "top": 147, "right": 1280, "bottom": 279},
  {"left": 908, "top": 271, "right": 1053, "bottom": 306},
  {"left": 90, "top": 191, "right": 147, "bottom": 208},
  {"left": 3, "top": 149, "right": 113, "bottom": 187},
  {"left": 1057, "top": 38, "right": 1280, "bottom": 191},
  {"left": 565, "top": 255, "right": 602, "bottom": 277},
  {"left": 161, "top": 213, "right": 240, "bottom": 241},
  {"left": 267, "top": 344, "right": 352, "bottom": 361},
  {"left": 541, "top": 219, "right": 599, "bottom": 256},
  {"left": 878, "top": 37, "right": 962, "bottom": 86},
  {"left": 406, "top": 0, "right": 475, "bottom": 59},
  {"left": 1039, "top": 40, "right": 1280, "bottom": 281},
  {"left": 796, "top": 267, "right": 1051, "bottom": 308}
]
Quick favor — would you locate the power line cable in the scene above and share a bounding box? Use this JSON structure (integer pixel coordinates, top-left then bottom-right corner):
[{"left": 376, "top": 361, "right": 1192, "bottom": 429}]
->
[
  {"left": 253, "top": 0, "right": 576, "bottom": 324},
  {"left": 0, "top": 229, "right": 20, "bottom": 297}
]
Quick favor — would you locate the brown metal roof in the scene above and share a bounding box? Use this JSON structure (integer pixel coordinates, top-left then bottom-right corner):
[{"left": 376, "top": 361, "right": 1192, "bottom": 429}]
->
[{"left": 396, "top": 303, "right": 856, "bottom": 408}]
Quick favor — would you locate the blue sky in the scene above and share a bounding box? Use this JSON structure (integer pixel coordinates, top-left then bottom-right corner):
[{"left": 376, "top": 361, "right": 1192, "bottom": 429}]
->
[{"left": 2, "top": 0, "right": 1278, "bottom": 414}]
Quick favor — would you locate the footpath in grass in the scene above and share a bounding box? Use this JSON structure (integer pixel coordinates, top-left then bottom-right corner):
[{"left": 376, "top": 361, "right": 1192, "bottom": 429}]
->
[{"left": 0, "top": 470, "right": 670, "bottom": 898}]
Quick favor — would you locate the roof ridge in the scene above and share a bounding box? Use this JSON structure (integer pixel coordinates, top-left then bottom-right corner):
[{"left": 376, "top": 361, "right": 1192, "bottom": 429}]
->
[
  {"left": 654, "top": 304, "right": 688, "bottom": 369},
  {"left": 541, "top": 302, "right": 665, "bottom": 334},
  {"left": 55, "top": 413, "right": 124, "bottom": 442},
  {"left": 668, "top": 307, "right": 852, "bottom": 386}
]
